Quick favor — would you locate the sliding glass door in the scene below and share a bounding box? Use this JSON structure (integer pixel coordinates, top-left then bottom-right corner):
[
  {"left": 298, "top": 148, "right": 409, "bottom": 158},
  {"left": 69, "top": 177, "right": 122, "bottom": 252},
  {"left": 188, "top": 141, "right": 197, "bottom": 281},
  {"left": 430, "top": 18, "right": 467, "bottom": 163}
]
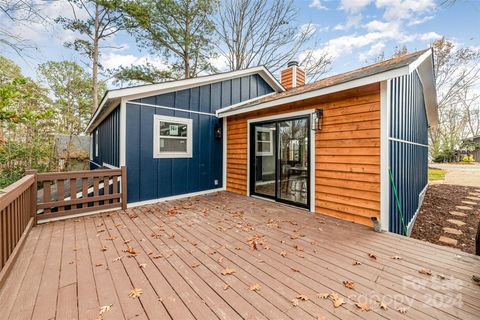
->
[{"left": 250, "top": 116, "right": 310, "bottom": 208}]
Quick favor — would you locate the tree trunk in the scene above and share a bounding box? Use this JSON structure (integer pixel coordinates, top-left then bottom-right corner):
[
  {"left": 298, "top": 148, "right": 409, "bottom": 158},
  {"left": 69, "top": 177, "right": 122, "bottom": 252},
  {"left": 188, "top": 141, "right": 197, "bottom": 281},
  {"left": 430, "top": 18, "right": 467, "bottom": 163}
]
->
[{"left": 92, "top": 2, "right": 100, "bottom": 112}]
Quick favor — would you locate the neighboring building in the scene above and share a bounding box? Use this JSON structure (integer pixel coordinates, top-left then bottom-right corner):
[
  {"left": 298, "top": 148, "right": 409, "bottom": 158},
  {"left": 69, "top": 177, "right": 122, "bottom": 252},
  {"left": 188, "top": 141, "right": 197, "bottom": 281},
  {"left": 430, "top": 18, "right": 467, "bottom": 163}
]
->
[{"left": 86, "top": 49, "right": 438, "bottom": 235}]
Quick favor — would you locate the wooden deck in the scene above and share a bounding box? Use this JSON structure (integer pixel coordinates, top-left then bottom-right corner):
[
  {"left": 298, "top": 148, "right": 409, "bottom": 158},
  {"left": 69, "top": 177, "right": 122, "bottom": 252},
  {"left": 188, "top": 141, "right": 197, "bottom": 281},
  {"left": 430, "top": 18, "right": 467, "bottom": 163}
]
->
[{"left": 0, "top": 192, "right": 479, "bottom": 320}]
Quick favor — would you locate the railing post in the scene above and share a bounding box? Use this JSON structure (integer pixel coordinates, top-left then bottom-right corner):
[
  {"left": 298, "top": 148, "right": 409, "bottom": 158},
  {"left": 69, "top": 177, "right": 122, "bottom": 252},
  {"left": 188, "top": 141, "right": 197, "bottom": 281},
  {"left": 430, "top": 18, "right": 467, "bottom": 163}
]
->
[
  {"left": 25, "top": 170, "right": 38, "bottom": 224},
  {"left": 121, "top": 166, "right": 127, "bottom": 210}
]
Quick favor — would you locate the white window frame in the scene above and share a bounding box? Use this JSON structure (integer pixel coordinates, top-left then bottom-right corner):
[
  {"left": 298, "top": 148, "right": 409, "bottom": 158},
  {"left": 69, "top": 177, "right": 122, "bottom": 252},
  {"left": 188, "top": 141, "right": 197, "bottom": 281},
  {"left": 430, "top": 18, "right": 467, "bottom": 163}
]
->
[
  {"left": 95, "top": 129, "right": 99, "bottom": 157},
  {"left": 255, "top": 127, "right": 274, "bottom": 156},
  {"left": 153, "top": 114, "right": 193, "bottom": 158}
]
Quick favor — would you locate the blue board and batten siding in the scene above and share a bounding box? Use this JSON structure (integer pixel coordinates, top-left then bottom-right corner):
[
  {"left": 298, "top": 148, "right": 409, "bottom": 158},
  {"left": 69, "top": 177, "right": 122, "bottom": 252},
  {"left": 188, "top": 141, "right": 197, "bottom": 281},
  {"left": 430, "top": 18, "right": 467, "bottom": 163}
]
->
[
  {"left": 126, "top": 74, "right": 274, "bottom": 203},
  {"left": 92, "top": 105, "right": 120, "bottom": 168},
  {"left": 389, "top": 71, "right": 428, "bottom": 235}
]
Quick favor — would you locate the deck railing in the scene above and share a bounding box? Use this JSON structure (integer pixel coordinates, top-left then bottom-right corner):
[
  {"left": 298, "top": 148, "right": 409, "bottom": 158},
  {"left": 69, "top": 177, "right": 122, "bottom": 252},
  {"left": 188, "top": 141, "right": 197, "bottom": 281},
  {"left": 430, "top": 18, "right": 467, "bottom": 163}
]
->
[
  {"left": 35, "top": 166, "right": 127, "bottom": 222},
  {"left": 0, "top": 174, "right": 36, "bottom": 287},
  {"left": 0, "top": 167, "right": 127, "bottom": 286}
]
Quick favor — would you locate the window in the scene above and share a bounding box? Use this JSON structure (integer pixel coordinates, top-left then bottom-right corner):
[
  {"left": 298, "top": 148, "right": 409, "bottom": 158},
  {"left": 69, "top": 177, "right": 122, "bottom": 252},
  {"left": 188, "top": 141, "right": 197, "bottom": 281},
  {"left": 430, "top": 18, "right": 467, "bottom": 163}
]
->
[
  {"left": 95, "top": 129, "right": 99, "bottom": 157},
  {"left": 153, "top": 115, "right": 193, "bottom": 158},
  {"left": 255, "top": 127, "right": 273, "bottom": 156}
]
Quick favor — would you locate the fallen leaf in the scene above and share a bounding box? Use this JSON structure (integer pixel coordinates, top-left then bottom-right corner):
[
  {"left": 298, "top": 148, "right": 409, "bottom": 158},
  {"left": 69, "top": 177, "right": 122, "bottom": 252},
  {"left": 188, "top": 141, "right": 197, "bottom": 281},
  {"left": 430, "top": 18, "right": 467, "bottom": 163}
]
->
[
  {"left": 437, "top": 274, "right": 446, "bottom": 280},
  {"left": 391, "top": 256, "right": 402, "bottom": 260},
  {"left": 139, "top": 263, "right": 147, "bottom": 269},
  {"left": 352, "top": 261, "right": 362, "bottom": 266},
  {"left": 343, "top": 280, "right": 355, "bottom": 289},
  {"left": 106, "top": 236, "right": 117, "bottom": 241},
  {"left": 100, "top": 246, "right": 108, "bottom": 252},
  {"left": 398, "top": 307, "right": 408, "bottom": 314},
  {"left": 249, "top": 283, "right": 261, "bottom": 291},
  {"left": 294, "top": 244, "right": 304, "bottom": 252},
  {"left": 355, "top": 303, "right": 370, "bottom": 311},
  {"left": 368, "top": 253, "right": 377, "bottom": 260},
  {"left": 291, "top": 267, "right": 300, "bottom": 272},
  {"left": 291, "top": 299, "right": 299, "bottom": 307},
  {"left": 128, "top": 288, "right": 143, "bottom": 298},
  {"left": 296, "top": 294, "right": 309, "bottom": 301},
  {"left": 191, "top": 263, "right": 200, "bottom": 268},
  {"left": 290, "top": 233, "right": 299, "bottom": 239},
  {"left": 95, "top": 262, "right": 104, "bottom": 267},
  {"left": 379, "top": 302, "right": 388, "bottom": 310},
  {"left": 419, "top": 268, "right": 432, "bottom": 276},
  {"left": 280, "top": 250, "right": 287, "bottom": 257},
  {"left": 223, "top": 284, "right": 230, "bottom": 290},
  {"left": 221, "top": 268, "right": 236, "bottom": 275},
  {"left": 317, "top": 293, "right": 329, "bottom": 299},
  {"left": 330, "top": 292, "right": 345, "bottom": 308},
  {"left": 126, "top": 246, "right": 137, "bottom": 255},
  {"left": 218, "top": 257, "right": 224, "bottom": 263}
]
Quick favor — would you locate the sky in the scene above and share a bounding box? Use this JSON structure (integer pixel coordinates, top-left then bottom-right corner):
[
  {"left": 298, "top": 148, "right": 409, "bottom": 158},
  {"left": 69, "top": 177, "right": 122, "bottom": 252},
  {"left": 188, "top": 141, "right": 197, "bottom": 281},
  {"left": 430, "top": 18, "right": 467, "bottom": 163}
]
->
[{"left": 2, "top": 0, "right": 479, "bottom": 87}]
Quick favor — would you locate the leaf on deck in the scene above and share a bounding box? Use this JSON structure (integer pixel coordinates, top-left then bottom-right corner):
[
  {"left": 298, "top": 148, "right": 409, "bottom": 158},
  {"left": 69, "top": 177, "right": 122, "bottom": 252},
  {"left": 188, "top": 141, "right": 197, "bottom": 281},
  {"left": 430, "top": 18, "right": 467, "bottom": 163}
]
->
[
  {"left": 355, "top": 303, "right": 370, "bottom": 311},
  {"left": 379, "top": 302, "right": 388, "bottom": 310},
  {"left": 280, "top": 250, "right": 287, "bottom": 257},
  {"left": 128, "top": 288, "right": 143, "bottom": 298},
  {"left": 368, "top": 253, "right": 377, "bottom": 260},
  {"left": 352, "top": 261, "right": 362, "bottom": 266},
  {"left": 330, "top": 292, "right": 345, "bottom": 308},
  {"left": 249, "top": 283, "right": 261, "bottom": 291},
  {"left": 419, "top": 268, "right": 432, "bottom": 276},
  {"left": 221, "top": 268, "right": 236, "bottom": 275},
  {"left": 343, "top": 280, "right": 355, "bottom": 289}
]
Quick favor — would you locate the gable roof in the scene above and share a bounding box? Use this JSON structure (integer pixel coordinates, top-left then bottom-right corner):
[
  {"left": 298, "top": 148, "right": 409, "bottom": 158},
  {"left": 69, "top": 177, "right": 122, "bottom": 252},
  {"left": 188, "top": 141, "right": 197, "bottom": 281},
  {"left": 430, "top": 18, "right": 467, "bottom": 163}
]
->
[
  {"left": 86, "top": 66, "right": 284, "bottom": 133},
  {"left": 217, "top": 49, "right": 438, "bottom": 127}
]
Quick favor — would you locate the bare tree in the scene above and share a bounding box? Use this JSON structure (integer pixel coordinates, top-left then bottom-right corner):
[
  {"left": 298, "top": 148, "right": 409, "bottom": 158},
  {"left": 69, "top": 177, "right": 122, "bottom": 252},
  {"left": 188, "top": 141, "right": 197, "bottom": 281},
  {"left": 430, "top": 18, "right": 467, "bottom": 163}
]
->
[
  {"left": 430, "top": 38, "right": 480, "bottom": 159},
  {"left": 56, "top": 0, "right": 125, "bottom": 112},
  {"left": 0, "top": 0, "right": 45, "bottom": 55},
  {"left": 215, "top": 0, "right": 330, "bottom": 82}
]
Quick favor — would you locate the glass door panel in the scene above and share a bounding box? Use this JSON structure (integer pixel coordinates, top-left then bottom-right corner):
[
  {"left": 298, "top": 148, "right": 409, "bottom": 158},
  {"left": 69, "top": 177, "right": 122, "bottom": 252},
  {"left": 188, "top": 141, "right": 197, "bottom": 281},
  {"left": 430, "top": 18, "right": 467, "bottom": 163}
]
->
[
  {"left": 253, "top": 123, "right": 276, "bottom": 198},
  {"left": 250, "top": 116, "right": 310, "bottom": 208},
  {"left": 278, "top": 119, "right": 308, "bottom": 205}
]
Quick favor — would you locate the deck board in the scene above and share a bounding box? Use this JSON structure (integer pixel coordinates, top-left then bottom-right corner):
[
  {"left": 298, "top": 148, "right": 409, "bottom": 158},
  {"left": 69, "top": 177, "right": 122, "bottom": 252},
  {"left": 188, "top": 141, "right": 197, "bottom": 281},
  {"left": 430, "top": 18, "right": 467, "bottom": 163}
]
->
[{"left": 0, "top": 191, "right": 479, "bottom": 320}]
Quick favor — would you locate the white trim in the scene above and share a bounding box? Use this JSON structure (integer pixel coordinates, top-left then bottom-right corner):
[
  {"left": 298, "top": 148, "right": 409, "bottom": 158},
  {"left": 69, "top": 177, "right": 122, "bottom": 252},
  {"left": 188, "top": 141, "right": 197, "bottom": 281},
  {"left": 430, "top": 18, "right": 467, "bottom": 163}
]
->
[
  {"left": 127, "top": 188, "right": 224, "bottom": 208},
  {"left": 246, "top": 109, "right": 316, "bottom": 210},
  {"left": 406, "top": 183, "right": 428, "bottom": 236},
  {"left": 102, "top": 162, "right": 117, "bottom": 169},
  {"left": 120, "top": 98, "right": 126, "bottom": 166},
  {"left": 217, "top": 66, "right": 409, "bottom": 118},
  {"left": 90, "top": 160, "right": 102, "bottom": 168},
  {"left": 94, "top": 129, "right": 99, "bottom": 157},
  {"left": 255, "top": 127, "right": 274, "bottom": 156},
  {"left": 380, "top": 80, "right": 390, "bottom": 231},
  {"left": 388, "top": 137, "right": 428, "bottom": 148},
  {"left": 127, "top": 101, "right": 216, "bottom": 117},
  {"left": 153, "top": 115, "right": 193, "bottom": 158},
  {"left": 215, "top": 92, "right": 276, "bottom": 116},
  {"left": 86, "top": 66, "right": 284, "bottom": 132},
  {"left": 408, "top": 49, "right": 432, "bottom": 74},
  {"left": 222, "top": 118, "right": 227, "bottom": 191}
]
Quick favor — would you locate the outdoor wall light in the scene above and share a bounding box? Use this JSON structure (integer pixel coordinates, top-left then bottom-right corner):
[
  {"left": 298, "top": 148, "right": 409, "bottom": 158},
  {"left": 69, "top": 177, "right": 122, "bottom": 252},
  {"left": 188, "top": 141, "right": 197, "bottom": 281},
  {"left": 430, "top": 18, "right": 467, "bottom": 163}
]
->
[
  {"left": 313, "top": 108, "right": 324, "bottom": 131},
  {"left": 214, "top": 123, "right": 222, "bottom": 139}
]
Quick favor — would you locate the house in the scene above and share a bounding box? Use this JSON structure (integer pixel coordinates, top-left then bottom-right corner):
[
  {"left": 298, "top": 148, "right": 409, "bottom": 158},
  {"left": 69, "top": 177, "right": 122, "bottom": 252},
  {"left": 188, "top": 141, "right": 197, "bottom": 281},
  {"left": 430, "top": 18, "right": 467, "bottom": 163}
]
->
[{"left": 85, "top": 48, "right": 438, "bottom": 235}]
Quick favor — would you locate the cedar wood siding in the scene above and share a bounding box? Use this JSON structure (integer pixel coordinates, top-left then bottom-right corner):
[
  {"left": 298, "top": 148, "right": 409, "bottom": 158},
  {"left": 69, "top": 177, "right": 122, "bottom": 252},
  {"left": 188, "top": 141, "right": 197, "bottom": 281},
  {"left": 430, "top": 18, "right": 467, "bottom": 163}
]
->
[{"left": 226, "top": 83, "right": 380, "bottom": 226}]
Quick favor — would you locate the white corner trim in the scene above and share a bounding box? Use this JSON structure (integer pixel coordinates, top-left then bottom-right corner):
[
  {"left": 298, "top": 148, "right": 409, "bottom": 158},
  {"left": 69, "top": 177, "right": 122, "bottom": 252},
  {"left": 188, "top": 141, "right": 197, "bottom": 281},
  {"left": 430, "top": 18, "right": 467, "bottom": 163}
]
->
[
  {"left": 120, "top": 98, "right": 126, "bottom": 166},
  {"left": 309, "top": 117, "right": 315, "bottom": 213},
  {"left": 102, "top": 162, "right": 118, "bottom": 169},
  {"left": 380, "top": 80, "right": 390, "bottom": 231},
  {"left": 408, "top": 49, "right": 432, "bottom": 74},
  {"left": 127, "top": 188, "right": 224, "bottom": 208},
  {"left": 388, "top": 137, "right": 428, "bottom": 148},
  {"left": 153, "top": 114, "right": 193, "bottom": 159},
  {"left": 218, "top": 66, "right": 409, "bottom": 118},
  {"left": 222, "top": 118, "right": 227, "bottom": 191},
  {"left": 406, "top": 183, "right": 428, "bottom": 237}
]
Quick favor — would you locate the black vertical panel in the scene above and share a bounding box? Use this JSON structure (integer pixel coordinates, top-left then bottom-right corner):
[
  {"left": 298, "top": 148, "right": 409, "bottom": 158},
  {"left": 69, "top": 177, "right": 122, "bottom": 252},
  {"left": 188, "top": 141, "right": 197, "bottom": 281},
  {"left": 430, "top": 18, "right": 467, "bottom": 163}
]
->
[
  {"left": 94, "top": 105, "right": 120, "bottom": 167},
  {"left": 389, "top": 72, "right": 428, "bottom": 235}
]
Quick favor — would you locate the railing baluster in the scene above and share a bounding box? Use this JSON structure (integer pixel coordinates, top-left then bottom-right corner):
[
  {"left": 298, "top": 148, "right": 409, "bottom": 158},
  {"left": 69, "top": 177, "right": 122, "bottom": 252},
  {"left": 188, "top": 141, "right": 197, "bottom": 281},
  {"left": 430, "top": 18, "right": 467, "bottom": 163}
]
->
[
  {"left": 43, "top": 181, "right": 51, "bottom": 214},
  {"left": 57, "top": 180, "right": 65, "bottom": 212},
  {"left": 70, "top": 178, "right": 77, "bottom": 210}
]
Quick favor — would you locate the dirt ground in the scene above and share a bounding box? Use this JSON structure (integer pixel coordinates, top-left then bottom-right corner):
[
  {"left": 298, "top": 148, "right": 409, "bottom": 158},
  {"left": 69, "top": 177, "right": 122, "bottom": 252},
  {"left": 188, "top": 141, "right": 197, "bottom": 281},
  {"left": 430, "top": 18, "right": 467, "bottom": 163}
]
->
[{"left": 411, "top": 184, "right": 480, "bottom": 254}]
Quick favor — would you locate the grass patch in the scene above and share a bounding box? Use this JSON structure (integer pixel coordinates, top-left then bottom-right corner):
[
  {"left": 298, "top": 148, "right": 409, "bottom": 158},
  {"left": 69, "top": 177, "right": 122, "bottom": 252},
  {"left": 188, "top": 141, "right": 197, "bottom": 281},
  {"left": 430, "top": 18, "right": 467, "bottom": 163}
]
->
[{"left": 428, "top": 167, "right": 446, "bottom": 181}]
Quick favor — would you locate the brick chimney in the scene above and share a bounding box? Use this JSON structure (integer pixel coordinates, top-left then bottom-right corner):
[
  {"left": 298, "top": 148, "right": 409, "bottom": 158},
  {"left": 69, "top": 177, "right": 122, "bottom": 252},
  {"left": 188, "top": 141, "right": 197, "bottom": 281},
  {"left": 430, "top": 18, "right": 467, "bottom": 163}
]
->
[{"left": 280, "top": 61, "right": 305, "bottom": 90}]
